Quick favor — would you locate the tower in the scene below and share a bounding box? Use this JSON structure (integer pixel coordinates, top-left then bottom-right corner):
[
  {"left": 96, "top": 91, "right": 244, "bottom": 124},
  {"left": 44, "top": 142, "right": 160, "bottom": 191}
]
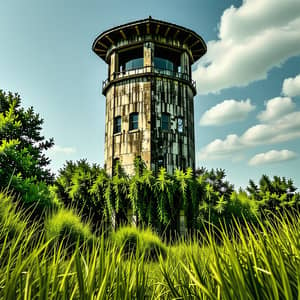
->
[{"left": 93, "top": 18, "right": 206, "bottom": 176}]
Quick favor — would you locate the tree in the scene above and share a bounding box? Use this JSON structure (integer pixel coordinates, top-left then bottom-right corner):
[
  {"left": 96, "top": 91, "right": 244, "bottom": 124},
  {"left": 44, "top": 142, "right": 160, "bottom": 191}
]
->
[
  {"left": 246, "top": 174, "right": 299, "bottom": 212},
  {"left": 195, "top": 167, "right": 234, "bottom": 201},
  {"left": 0, "top": 90, "right": 55, "bottom": 214},
  {"left": 53, "top": 159, "right": 108, "bottom": 230}
]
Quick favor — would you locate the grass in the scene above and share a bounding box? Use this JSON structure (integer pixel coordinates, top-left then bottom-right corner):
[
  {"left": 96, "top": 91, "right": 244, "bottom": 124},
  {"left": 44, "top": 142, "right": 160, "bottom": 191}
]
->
[
  {"left": 0, "top": 191, "right": 299, "bottom": 299},
  {"left": 45, "top": 208, "right": 95, "bottom": 251},
  {"left": 111, "top": 225, "right": 167, "bottom": 261}
]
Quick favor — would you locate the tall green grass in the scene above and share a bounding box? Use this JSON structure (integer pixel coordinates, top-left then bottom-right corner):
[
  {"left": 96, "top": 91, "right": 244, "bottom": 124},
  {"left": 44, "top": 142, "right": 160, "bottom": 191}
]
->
[{"left": 0, "top": 190, "right": 299, "bottom": 299}]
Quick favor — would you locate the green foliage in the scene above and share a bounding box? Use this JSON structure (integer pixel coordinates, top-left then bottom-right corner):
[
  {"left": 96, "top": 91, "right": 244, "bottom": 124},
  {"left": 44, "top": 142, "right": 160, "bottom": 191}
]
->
[
  {"left": 155, "top": 167, "right": 175, "bottom": 229},
  {"left": 53, "top": 159, "right": 108, "bottom": 228},
  {"left": 247, "top": 174, "right": 300, "bottom": 213},
  {"left": 112, "top": 226, "right": 167, "bottom": 261},
  {"left": 0, "top": 90, "right": 55, "bottom": 217},
  {"left": 0, "top": 191, "right": 27, "bottom": 241},
  {"left": 162, "top": 211, "right": 300, "bottom": 299},
  {"left": 53, "top": 157, "right": 299, "bottom": 236},
  {"left": 1, "top": 193, "right": 299, "bottom": 299},
  {"left": 128, "top": 157, "right": 157, "bottom": 227},
  {"left": 196, "top": 167, "right": 234, "bottom": 200},
  {"left": 45, "top": 208, "right": 94, "bottom": 250}
]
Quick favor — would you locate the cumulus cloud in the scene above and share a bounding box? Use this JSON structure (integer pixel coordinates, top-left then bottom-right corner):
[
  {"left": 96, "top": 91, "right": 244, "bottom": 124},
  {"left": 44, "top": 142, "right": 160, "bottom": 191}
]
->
[
  {"left": 198, "top": 134, "right": 244, "bottom": 160},
  {"left": 199, "top": 99, "right": 255, "bottom": 126},
  {"left": 193, "top": 0, "right": 300, "bottom": 94},
  {"left": 48, "top": 145, "right": 76, "bottom": 155},
  {"left": 257, "top": 97, "right": 295, "bottom": 122},
  {"left": 198, "top": 108, "right": 300, "bottom": 160},
  {"left": 249, "top": 149, "right": 297, "bottom": 166},
  {"left": 282, "top": 74, "right": 300, "bottom": 97}
]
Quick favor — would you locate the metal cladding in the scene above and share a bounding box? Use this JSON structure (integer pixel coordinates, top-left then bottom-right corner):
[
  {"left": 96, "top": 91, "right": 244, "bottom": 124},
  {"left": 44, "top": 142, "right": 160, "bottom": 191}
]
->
[{"left": 93, "top": 17, "right": 206, "bottom": 176}]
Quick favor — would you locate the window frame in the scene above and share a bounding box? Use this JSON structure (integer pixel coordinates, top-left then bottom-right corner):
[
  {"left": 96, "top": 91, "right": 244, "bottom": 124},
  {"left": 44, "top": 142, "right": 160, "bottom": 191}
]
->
[
  {"left": 114, "top": 116, "right": 122, "bottom": 134},
  {"left": 161, "top": 113, "right": 170, "bottom": 131},
  {"left": 129, "top": 112, "right": 139, "bottom": 131},
  {"left": 177, "top": 117, "right": 184, "bottom": 133}
]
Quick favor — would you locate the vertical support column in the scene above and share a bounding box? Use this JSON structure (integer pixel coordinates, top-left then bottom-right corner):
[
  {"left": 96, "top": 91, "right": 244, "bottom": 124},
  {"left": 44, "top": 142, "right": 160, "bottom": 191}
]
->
[
  {"left": 110, "top": 52, "right": 118, "bottom": 80},
  {"left": 180, "top": 51, "right": 190, "bottom": 77},
  {"left": 144, "top": 42, "right": 154, "bottom": 70}
]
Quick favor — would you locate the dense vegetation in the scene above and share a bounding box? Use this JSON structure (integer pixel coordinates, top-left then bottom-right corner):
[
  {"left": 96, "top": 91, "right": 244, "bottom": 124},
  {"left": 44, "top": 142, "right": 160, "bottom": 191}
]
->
[
  {"left": 0, "top": 190, "right": 299, "bottom": 299},
  {"left": 1, "top": 90, "right": 300, "bottom": 298},
  {"left": 52, "top": 158, "right": 299, "bottom": 236}
]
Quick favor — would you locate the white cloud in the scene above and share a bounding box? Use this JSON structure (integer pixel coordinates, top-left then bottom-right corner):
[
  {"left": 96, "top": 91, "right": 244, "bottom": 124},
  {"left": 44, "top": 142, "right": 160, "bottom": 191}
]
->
[
  {"left": 257, "top": 97, "right": 295, "bottom": 122},
  {"left": 48, "top": 145, "right": 76, "bottom": 155},
  {"left": 198, "top": 134, "right": 244, "bottom": 160},
  {"left": 249, "top": 149, "right": 297, "bottom": 166},
  {"left": 193, "top": 0, "right": 300, "bottom": 94},
  {"left": 282, "top": 74, "right": 300, "bottom": 97},
  {"left": 199, "top": 99, "right": 255, "bottom": 126},
  {"left": 198, "top": 109, "right": 300, "bottom": 160}
]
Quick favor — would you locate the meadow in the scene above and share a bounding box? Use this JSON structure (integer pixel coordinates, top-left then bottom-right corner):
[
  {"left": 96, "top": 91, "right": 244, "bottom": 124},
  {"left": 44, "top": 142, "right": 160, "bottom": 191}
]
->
[{"left": 1, "top": 190, "right": 299, "bottom": 299}]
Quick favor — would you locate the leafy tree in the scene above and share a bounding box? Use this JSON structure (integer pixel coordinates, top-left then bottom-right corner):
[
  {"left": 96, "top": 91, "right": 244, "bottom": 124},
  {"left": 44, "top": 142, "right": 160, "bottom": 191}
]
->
[
  {"left": 195, "top": 167, "right": 234, "bottom": 201},
  {"left": 0, "top": 90, "right": 54, "bottom": 183},
  {"left": 0, "top": 90, "right": 55, "bottom": 216},
  {"left": 53, "top": 159, "right": 108, "bottom": 230},
  {"left": 246, "top": 174, "right": 299, "bottom": 212}
]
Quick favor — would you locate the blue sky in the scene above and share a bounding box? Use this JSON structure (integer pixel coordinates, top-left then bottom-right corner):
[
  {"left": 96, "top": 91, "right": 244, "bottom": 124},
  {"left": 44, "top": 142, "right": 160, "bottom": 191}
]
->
[{"left": 1, "top": 0, "right": 299, "bottom": 189}]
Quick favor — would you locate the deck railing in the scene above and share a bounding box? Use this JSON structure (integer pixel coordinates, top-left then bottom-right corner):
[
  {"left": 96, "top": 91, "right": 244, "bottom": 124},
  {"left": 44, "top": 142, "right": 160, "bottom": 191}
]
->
[{"left": 102, "top": 66, "right": 196, "bottom": 91}]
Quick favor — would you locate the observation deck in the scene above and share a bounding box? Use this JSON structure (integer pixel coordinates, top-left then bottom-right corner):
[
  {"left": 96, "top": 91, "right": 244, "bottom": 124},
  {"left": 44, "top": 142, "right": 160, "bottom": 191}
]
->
[{"left": 102, "top": 65, "right": 197, "bottom": 95}]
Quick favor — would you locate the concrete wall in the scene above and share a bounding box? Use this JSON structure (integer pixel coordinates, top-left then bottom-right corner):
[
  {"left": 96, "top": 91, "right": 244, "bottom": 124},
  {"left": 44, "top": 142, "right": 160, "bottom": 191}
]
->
[{"left": 105, "top": 79, "right": 151, "bottom": 176}]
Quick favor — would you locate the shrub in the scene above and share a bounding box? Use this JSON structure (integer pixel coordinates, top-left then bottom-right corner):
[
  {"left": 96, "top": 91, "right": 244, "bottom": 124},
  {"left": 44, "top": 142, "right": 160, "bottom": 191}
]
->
[
  {"left": 45, "top": 208, "right": 94, "bottom": 251},
  {"left": 112, "top": 226, "right": 167, "bottom": 261}
]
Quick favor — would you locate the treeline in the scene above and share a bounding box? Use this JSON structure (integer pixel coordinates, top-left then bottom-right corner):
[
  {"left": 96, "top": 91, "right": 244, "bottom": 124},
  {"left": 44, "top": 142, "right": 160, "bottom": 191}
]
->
[
  {"left": 1, "top": 89, "right": 299, "bottom": 235},
  {"left": 51, "top": 158, "right": 300, "bottom": 234}
]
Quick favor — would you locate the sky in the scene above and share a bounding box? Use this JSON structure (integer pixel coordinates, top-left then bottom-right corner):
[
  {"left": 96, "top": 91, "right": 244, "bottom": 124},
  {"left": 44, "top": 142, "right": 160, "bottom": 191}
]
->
[{"left": 0, "top": 0, "right": 299, "bottom": 189}]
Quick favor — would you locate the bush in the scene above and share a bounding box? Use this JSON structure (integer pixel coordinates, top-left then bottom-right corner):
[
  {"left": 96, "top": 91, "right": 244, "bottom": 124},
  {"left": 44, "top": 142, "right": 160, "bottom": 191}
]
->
[
  {"left": 112, "top": 226, "right": 167, "bottom": 261},
  {"left": 45, "top": 208, "right": 94, "bottom": 251}
]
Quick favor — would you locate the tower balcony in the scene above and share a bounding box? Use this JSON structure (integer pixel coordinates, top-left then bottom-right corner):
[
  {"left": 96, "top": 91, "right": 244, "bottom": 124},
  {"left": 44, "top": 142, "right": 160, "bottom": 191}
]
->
[{"left": 102, "top": 65, "right": 196, "bottom": 95}]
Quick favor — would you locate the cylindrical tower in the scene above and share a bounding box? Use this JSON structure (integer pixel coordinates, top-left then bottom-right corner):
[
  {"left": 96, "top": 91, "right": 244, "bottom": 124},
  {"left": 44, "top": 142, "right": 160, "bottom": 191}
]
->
[{"left": 93, "top": 17, "right": 206, "bottom": 176}]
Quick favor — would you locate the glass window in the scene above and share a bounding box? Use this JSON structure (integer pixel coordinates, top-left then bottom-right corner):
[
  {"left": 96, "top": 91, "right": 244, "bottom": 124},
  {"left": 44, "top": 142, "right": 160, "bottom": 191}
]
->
[
  {"left": 177, "top": 117, "right": 184, "bottom": 133},
  {"left": 161, "top": 113, "right": 170, "bottom": 130},
  {"left": 114, "top": 116, "right": 121, "bottom": 133},
  {"left": 154, "top": 57, "right": 174, "bottom": 71},
  {"left": 129, "top": 113, "right": 139, "bottom": 130},
  {"left": 125, "top": 58, "right": 143, "bottom": 70}
]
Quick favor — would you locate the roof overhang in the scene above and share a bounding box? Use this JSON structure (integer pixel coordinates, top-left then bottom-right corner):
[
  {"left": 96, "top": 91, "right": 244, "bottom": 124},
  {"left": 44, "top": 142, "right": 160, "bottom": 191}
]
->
[{"left": 92, "top": 17, "right": 207, "bottom": 63}]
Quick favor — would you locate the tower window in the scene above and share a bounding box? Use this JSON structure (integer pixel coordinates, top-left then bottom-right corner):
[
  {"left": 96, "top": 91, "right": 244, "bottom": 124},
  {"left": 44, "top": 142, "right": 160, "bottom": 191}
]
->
[
  {"left": 161, "top": 113, "right": 170, "bottom": 130},
  {"left": 125, "top": 58, "right": 143, "bottom": 70},
  {"left": 129, "top": 113, "right": 139, "bottom": 130},
  {"left": 177, "top": 117, "right": 184, "bottom": 133},
  {"left": 154, "top": 57, "right": 174, "bottom": 72},
  {"left": 114, "top": 116, "right": 121, "bottom": 133}
]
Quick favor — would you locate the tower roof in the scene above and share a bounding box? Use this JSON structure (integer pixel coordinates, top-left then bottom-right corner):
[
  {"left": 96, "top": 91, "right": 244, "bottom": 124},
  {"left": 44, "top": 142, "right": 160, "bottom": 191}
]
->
[{"left": 92, "top": 17, "right": 206, "bottom": 63}]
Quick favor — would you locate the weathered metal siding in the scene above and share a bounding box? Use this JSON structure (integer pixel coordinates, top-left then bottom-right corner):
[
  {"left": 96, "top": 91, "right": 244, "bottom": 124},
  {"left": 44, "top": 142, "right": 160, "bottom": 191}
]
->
[
  {"left": 151, "top": 77, "right": 195, "bottom": 173},
  {"left": 105, "top": 78, "right": 151, "bottom": 176}
]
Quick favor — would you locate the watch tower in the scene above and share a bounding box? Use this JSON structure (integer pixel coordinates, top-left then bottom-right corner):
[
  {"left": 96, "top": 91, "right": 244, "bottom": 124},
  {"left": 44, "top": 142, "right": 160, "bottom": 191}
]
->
[{"left": 93, "top": 17, "right": 206, "bottom": 176}]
